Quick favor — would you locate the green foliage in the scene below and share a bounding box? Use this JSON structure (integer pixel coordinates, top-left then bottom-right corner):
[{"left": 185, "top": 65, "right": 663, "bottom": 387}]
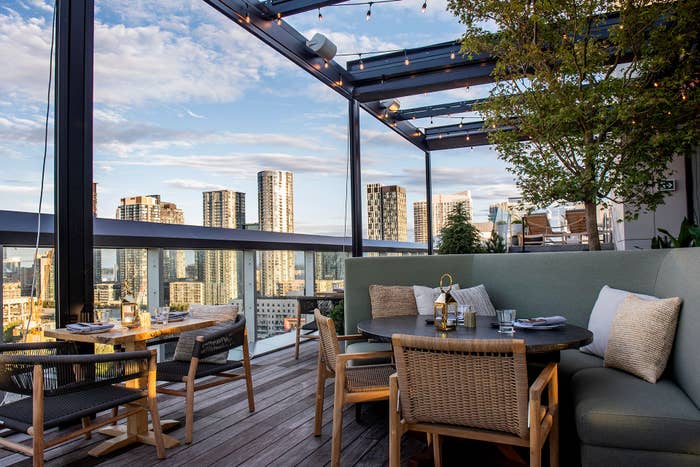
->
[
  {"left": 651, "top": 217, "right": 700, "bottom": 248},
  {"left": 484, "top": 230, "right": 507, "bottom": 253},
  {"left": 447, "top": 0, "right": 699, "bottom": 249},
  {"left": 437, "top": 202, "right": 484, "bottom": 254},
  {"left": 3, "top": 322, "right": 22, "bottom": 342},
  {"left": 328, "top": 300, "right": 344, "bottom": 334}
]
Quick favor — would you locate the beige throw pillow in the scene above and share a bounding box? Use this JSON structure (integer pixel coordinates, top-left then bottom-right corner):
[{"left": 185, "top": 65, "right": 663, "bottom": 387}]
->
[
  {"left": 188, "top": 304, "right": 239, "bottom": 322},
  {"left": 604, "top": 295, "right": 682, "bottom": 383},
  {"left": 369, "top": 285, "right": 418, "bottom": 318}
]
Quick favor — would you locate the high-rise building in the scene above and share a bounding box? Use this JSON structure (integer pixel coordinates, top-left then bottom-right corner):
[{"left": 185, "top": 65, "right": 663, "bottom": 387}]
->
[
  {"left": 258, "top": 171, "right": 295, "bottom": 297},
  {"left": 202, "top": 190, "right": 245, "bottom": 304},
  {"left": 38, "top": 250, "right": 54, "bottom": 304},
  {"left": 169, "top": 281, "right": 204, "bottom": 307},
  {"left": 116, "top": 195, "right": 185, "bottom": 304},
  {"left": 413, "top": 191, "right": 473, "bottom": 243},
  {"left": 366, "top": 184, "right": 408, "bottom": 241}
]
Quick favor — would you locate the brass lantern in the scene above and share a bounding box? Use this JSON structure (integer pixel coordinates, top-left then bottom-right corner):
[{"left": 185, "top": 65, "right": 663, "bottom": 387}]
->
[
  {"left": 120, "top": 281, "right": 138, "bottom": 327},
  {"left": 433, "top": 274, "right": 457, "bottom": 331}
]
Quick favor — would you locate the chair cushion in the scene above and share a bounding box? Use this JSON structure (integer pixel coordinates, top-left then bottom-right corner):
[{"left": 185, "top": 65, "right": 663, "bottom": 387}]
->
[
  {"left": 157, "top": 359, "right": 243, "bottom": 382},
  {"left": 580, "top": 285, "right": 659, "bottom": 357},
  {"left": 188, "top": 304, "right": 239, "bottom": 322},
  {"left": 173, "top": 321, "right": 233, "bottom": 364},
  {"left": 572, "top": 367, "right": 700, "bottom": 454},
  {"left": 0, "top": 386, "right": 143, "bottom": 432},
  {"left": 369, "top": 285, "right": 418, "bottom": 318},
  {"left": 412, "top": 284, "right": 460, "bottom": 315},
  {"left": 451, "top": 284, "right": 497, "bottom": 316},
  {"left": 346, "top": 341, "right": 392, "bottom": 366},
  {"left": 604, "top": 295, "right": 682, "bottom": 383}
]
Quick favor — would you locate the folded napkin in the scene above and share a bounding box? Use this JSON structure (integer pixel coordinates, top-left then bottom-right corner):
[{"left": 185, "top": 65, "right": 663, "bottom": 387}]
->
[
  {"left": 152, "top": 311, "right": 189, "bottom": 322},
  {"left": 66, "top": 322, "right": 115, "bottom": 333},
  {"left": 516, "top": 316, "right": 567, "bottom": 327}
]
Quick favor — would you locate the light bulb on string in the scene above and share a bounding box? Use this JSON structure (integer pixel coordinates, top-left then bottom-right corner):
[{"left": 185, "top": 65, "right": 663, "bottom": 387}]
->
[
  {"left": 366, "top": 3, "right": 372, "bottom": 21},
  {"left": 318, "top": 8, "right": 323, "bottom": 21},
  {"left": 323, "top": 59, "right": 329, "bottom": 69},
  {"left": 404, "top": 51, "right": 410, "bottom": 66},
  {"left": 358, "top": 54, "right": 364, "bottom": 70},
  {"left": 459, "top": 118, "right": 463, "bottom": 128},
  {"left": 244, "top": 4, "right": 251, "bottom": 24},
  {"left": 421, "top": 1, "right": 427, "bottom": 13},
  {"left": 465, "top": 135, "right": 470, "bottom": 141},
  {"left": 450, "top": 50, "right": 456, "bottom": 60},
  {"left": 276, "top": 13, "right": 282, "bottom": 25}
]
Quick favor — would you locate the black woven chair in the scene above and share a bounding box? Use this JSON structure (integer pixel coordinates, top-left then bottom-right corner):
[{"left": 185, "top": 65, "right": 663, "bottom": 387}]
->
[
  {"left": 0, "top": 341, "right": 165, "bottom": 466},
  {"left": 156, "top": 315, "right": 254, "bottom": 444}
]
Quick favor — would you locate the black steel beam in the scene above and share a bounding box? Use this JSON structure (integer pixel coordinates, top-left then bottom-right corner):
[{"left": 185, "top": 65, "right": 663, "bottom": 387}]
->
[
  {"left": 204, "top": 0, "right": 425, "bottom": 151},
  {"left": 261, "top": 0, "right": 350, "bottom": 17},
  {"left": 424, "top": 151, "right": 433, "bottom": 255},
  {"left": 349, "top": 100, "right": 363, "bottom": 257},
  {"left": 393, "top": 98, "right": 488, "bottom": 121},
  {"left": 0, "top": 211, "right": 427, "bottom": 253},
  {"left": 361, "top": 100, "right": 426, "bottom": 150},
  {"left": 55, "top": 0, "right": 94, "bottom": 326},
  {"left": 423, "top": 120, "right": 525, "bottom": 150}
]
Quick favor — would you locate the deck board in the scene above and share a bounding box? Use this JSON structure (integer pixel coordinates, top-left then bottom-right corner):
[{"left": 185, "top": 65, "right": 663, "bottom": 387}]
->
[{"left": 0, "top": 341, "right": 532, "bottom": 467}]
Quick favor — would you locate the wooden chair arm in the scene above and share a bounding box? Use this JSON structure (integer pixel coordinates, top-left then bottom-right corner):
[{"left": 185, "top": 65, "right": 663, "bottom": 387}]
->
[
  {"left": 337, "top": 334, "right": 366, "bottom": 341},
  {"left": 336, "top": 350, "right": 394, "bottom": 365},
  {"left": 529, "top": 362, "right": 557, "bottom": 401}
]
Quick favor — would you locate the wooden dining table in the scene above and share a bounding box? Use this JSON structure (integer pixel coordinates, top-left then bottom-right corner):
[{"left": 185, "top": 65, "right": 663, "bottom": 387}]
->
[{"left": 44, "top": 318, "right": 216, "bottom": 457}]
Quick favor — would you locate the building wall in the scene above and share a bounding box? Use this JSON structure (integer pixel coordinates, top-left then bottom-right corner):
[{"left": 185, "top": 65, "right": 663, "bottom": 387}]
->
[
  {"left": 414, "top": 191, "right": 473, "bottom": 243},
  {"left": 169, "top": 281, "right": 204, "bottom": 307},
  {"left": 366, "top": 183, "right": 408, "bottom": 241}
]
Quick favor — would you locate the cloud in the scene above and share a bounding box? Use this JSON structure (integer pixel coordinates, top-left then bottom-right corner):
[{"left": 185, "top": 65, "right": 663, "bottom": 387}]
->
[
  {"left": 185, "top": 109, "right": 206, "bottom": 119},
  {"left": 164, "top": 179, "right": 226, "bottom": 191}
]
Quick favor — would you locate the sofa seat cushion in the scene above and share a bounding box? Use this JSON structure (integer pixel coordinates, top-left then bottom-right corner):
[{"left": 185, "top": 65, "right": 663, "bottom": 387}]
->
[
  {"left": 559, "top": 349, "right": 604, "bottom": 383},
  {"left": 346, "top": 341, "right": 392, "bottom": 366},
  {"left": 572, "top": 367, "right": 700, "bottom": 455}
]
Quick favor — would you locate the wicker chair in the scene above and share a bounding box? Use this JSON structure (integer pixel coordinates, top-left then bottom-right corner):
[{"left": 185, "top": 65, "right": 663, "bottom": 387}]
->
[
  {"left": 521, "top": 213, "right": 556, "bottom": 245},
  {"left": 389, "top": 335, "right": 558, "bottom": 467},
  {"left": 565, "top": 209, "right": 588, "bottom": 243},
  {"left": 0, "top": 342, "right": 165, "bottom": 467},
  {"left": 313, "top": 309, "right": 394, "bottom": 467},
  {"left": 156, "top": 315, "right": 254, "bottom": 444}
]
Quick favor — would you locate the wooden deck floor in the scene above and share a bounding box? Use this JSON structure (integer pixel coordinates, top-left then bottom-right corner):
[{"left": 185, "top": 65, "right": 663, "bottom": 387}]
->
[{"left": 0, "top": 342, "right": 528, "bottom": 467}]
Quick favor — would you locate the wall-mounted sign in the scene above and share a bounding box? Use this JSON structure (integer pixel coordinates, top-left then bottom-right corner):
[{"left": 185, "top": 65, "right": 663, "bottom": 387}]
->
[{"left": 658, "top": 179, "right": 677, "bottom": 192}]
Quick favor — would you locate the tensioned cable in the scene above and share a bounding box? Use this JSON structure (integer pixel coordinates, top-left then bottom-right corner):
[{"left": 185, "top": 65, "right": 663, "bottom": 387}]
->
[{"left": 24, "top": 1, "right": 56, "bottom": 342}]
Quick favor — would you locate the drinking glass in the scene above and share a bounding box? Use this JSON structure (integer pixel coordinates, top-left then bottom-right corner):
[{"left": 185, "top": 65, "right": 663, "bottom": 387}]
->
[
  {"left": 457, "top": 304, "right": 468, "bottom": 324},
  {"left": 96, "top": 309, "right": 111, "bottom": 324},
  {"left": 159, "top": 306, "right": 170, "bottom": 326},
  {"left": 496, "top": 309, "right": 516, "bottom": 334}
]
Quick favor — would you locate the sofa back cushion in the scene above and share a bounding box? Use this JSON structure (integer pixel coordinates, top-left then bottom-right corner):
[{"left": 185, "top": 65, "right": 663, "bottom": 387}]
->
[
  {"left": 369, "top": 285, "right": 418, "bottom": 318},
  {"left": 653, "top": 248, "right": 700, "bottom": 407}
]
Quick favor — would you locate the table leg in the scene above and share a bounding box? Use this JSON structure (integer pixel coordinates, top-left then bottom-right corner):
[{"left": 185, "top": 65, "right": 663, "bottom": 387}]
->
[{"left": 91, "top": 341, "right": 180, "bottom": 457}]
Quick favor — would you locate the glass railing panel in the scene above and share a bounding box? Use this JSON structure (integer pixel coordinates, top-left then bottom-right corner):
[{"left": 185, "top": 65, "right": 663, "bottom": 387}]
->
[
  {"left": 255, "top": 250, "right": 304, "bottom": 341},
  {"left": 314, "top": 251, "right": 348, "bottom": 294},
  {"left": 94, "top": 248, "right": 149, "bottom": 320},
  {"left": 2, "top": 247, "right": 56, "bottom": 342}
]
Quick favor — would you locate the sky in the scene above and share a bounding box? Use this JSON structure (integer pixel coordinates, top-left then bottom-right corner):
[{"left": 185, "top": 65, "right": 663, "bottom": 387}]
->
[{"left": 0, "top": 0, "right": 519, "bottom": 240}]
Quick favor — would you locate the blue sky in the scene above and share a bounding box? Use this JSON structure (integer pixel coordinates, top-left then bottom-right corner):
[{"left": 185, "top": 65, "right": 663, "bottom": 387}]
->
[{"left": 0, "top": 0, "right": 518, "bottom": 239}]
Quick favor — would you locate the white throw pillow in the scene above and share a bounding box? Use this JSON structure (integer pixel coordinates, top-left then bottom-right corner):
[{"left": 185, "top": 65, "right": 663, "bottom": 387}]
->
[
  {"left": 413, "top": 284, "right": 460, "bottom": 315},
  {"left": 451, "top": 284, "right": 497, "bottom": 316},
  {"left": 580, "top": 285, "right": 659, "bottom": 357}
]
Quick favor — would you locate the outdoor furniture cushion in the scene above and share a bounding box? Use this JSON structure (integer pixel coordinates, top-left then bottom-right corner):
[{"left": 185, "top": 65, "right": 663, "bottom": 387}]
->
[
  {"left": 369, "top": 285, "right": 418, "bottom": 318},
  {"left": 559, "top": 349, "right": 604, "bottom": 383},
  {"left": 451, "top": 284, "right": 497, "bottom": 316},
  {"left": 346, "top": 341, "right": 392, "bottom": 366},
  {"left": 174, "top": 321, "right": 232, "bottom": 364},
  {"left": 580, "top": 285, "right": 659, "bottom": 357},
  {"left": 604, "top": 295, "right": 682, "bottom": 383},
  {"left": 0, "top": 385, "right": 143, "bottom": 432},
  {"left": 188, "top": 304, "right": 239, "bottom": 322},
  {"left": 572, "top": 367, "right": 700, "bottom": 455},
  {"left": 412, "top": 284, "right": 460, "bottom": 315}
]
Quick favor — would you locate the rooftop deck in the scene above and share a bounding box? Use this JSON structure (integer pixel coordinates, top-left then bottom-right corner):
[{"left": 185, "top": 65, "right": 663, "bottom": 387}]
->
[{"left": 0, "top": 342, "right": 528, "bottom": 467}]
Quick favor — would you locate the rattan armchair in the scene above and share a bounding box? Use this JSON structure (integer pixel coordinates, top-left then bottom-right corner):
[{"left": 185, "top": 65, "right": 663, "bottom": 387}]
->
[
  {"left": 0, "top": 341, "right": 165, "bottom": 467},
  {"left": 313, "top": 309, "right": 394, "bottom": 467},
  {"left": 156, "top": 315, "right": 254, "bottom": 444},
  {"left": 389, "top": 335, "right": 558, "bottom": 467}
]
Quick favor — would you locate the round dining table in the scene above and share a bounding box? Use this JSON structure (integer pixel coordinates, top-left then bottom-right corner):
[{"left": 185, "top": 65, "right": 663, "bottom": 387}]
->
[{"left": 357, "top": 315, "right": 593, "bottom": 359}]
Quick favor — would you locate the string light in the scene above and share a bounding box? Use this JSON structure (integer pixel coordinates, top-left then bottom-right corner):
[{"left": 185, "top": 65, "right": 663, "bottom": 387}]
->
[
  {"left": 404, "top": 51, "right": 410, "bottom": 66},
  {"left": 245, "top": 10, "right": 251, "bottom": 23},
  {"left": 450, "top": 50, "right": 456, "bottom": 60},
  {"left": 358, "top": 53, "right": 364, "bottom": 70},
  {"left": 276, "top": 13, "right": 282, "bottom": 25},
  {"left": 366, "top": 2, "right": 372, "bottom": 20},
  {"left": 465, "top": 135, "right": 471, "bottom": 141},
  {"left": 323, "top": 58, "right": 329, "bottom": 69},
  {"left": 459, "top": 118, "right": 463, "bottom": 128},
  {"left": 318, "top": 8, "right": 323, "bottom": 21},
  {"left": 654, "top": 82, "right": 659, "bottom": 87},
  {"left": 421, "top": 1, "right": 427, "bottom": 13}
]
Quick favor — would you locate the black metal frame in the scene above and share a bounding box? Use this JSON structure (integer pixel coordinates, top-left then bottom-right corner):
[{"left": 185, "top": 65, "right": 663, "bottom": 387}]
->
[
  {"left": 55, "top": 0, "right": 94, "bottom": 326},
  {"left": 349, "top": 100, "right": 363, "bottom": 257}
]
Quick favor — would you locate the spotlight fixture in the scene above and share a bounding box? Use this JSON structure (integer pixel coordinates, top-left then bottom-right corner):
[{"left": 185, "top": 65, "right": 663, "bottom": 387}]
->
[
  {"left": 366, "top": 2, "right": 372, "bottom": 20},
  {"left": 381, "top": 99, "right": 401, "bottom": 112},
  {"left": 306, "top": 33, "right": 338, "bottom": 61},
  {"left": 421, "top": 1, "right": 427, "bottom": 13}
]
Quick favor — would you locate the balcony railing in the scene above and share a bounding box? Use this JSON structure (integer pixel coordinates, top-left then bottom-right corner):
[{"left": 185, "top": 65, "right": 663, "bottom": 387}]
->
[{"left": 0, "top": 210, "right": 426, "bottom": 353}]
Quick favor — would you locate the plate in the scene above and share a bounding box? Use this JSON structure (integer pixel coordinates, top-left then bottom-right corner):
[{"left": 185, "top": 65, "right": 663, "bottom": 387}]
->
[
  {"left": 152, "top": 316, "right": 187, "bottom": 324},
  {"left": 513, "top": 322, "right": 565, "bottom": 330}
]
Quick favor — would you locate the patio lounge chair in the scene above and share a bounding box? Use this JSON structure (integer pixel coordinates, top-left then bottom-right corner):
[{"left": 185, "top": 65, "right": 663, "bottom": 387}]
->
[
  {"left": 313, "top": 309, "right": 394, "bottom": 467},
  {"left": 565, "top": 209, "right": 588, "bottom": 243},
  {"left": 521, "top": 213, "right": 558, "bottom": 245},
  {"left": 389, "top": 335, "right": 558, "bottom": 467},
  {"left": 0, "top": 342, "right": 165, "bottom": 467},
  {"left": 156, "top": 315, "right": 254, "bottom": 444}
]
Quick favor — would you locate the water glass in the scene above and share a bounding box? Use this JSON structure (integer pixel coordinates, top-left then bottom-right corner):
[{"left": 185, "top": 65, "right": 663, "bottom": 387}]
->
[
  {"left": 496, "top": 309, "right": 516, "bottom": 334},
  {"left": 457, "top": 304, "right": 468, "bottom": 324},
  {"left": 139, "top": 311, "right": 151, "bottom": 329},
  {"left": 96, "top": 309, "right": 111, "bottom": 324},
  {"left": 159, "top": 306, "right": 170, "bottom": 326}
]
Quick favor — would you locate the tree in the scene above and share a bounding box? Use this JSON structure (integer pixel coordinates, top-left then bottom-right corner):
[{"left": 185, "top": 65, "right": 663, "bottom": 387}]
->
[
  {"left": 484, "top": 229, "right": 507, "bottom": 253},
  {"left": 437, "top": 202, "right": 484, "bottom": 254},
  {"left": 447, "top": 0, "right": 699, "bottom": 250}
]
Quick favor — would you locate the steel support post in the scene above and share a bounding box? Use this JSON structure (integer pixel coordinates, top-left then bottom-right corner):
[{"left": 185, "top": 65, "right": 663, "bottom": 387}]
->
[
  {"left": 55, "top": 0, "right": 95, "bottom": 326},
  {"left": 425, "top": 151, "right": 434, "bottom": 255},
  {"left": 349, "top": 99, "right": 363, "bottom": 257}
]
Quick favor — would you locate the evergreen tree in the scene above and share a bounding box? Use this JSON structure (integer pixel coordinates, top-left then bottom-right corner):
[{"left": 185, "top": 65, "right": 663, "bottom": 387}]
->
[
  {"left": 437, "top": 202, "right": 484, "bottom": 254},
  {"left": 484, "top": 229, "right": 507, "bottom": 253}
]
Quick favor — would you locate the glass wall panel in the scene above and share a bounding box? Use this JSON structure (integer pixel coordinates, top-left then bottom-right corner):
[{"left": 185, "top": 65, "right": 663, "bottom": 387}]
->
[
  {"left": 94, "top": 248, "right": 148, "bottom": 320},
  {"left": 314, "top": 251, "right": 348, "bottom": 294},
  {"left": 255, "top": 250, "right": 304, "bottom": 340}
]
